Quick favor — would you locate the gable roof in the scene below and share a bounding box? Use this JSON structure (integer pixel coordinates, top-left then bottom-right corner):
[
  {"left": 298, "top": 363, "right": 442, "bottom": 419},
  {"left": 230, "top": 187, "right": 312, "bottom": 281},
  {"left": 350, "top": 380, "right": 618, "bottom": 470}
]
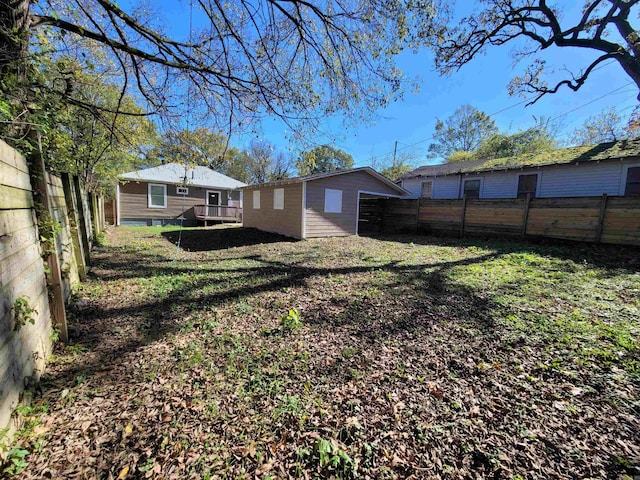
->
[
  {"left": 400, "top": 139, "right": 640, "bottom": 180},
  {"left": 119, "top": 163, "right": 247, "bottom": 189},
  {"left": 241, "top": 167, "right": 409, "bottom": 195}
]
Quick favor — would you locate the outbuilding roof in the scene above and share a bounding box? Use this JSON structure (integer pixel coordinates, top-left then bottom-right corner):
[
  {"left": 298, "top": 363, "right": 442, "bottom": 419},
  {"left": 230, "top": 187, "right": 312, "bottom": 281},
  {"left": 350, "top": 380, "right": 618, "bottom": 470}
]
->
[
  {"left": 400, "top": 138, "right": 640, "bottom": 180},
  {"left": 119, "top": 163, "right": 247, "bottom": 189},
  {"left": 242, "top": 166, "right": 409, "bottom": 195}
]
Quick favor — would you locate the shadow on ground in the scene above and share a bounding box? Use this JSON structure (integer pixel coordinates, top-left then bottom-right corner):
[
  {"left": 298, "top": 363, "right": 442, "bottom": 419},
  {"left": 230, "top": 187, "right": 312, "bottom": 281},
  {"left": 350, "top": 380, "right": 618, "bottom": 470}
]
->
[{"left": 162, "top": 227, "right": 297, "bottom": 252}]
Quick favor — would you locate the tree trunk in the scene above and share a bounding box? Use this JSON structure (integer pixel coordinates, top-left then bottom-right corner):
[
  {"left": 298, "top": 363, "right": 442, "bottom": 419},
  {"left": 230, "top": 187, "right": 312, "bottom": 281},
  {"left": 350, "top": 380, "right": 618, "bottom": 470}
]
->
[{"left": 0, "top": 0, "right": 31, "bottom": 79}]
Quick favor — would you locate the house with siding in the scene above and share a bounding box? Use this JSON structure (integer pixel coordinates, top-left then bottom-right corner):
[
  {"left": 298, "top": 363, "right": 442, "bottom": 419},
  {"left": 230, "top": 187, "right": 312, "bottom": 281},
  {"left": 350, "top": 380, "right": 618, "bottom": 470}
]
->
[
  {"left": 116, "top": 163, "right": 246, "bottom": 226},
  {"left": 242, "top": 167, "right": 408, "bottom": 239},
  {"left": 400, "top": 139, "right": 640, "bottom": 200}
]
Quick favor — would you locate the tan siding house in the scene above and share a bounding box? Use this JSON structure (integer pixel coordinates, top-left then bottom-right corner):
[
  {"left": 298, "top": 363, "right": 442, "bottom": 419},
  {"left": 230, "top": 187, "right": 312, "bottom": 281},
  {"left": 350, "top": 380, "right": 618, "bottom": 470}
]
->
[
  {"left": 243, "top": 167, "right": 408, "bottom": 239},
  {"left": 117, "top": 163, "right": 246, "bottom": 226}
]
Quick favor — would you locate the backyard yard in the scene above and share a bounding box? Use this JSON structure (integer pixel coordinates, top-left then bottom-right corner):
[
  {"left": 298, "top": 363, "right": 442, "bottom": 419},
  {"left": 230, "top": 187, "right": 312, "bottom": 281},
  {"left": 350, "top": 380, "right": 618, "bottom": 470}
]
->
[{"left": 3, "top": 225, "right": 639, "bottom": 479}]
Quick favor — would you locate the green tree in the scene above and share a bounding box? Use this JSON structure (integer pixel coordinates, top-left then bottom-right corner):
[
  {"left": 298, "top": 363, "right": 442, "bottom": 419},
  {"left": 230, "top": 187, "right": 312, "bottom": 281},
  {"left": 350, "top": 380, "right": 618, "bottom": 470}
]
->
[
  {"left": 149, "top": 128, "right": 243, "bottom": 172},
  {"left": 430, "top": 1, "right": 640, "bottom": 103},
  {"left": 5, "top": 59, "right": 158, "bottom": 192},
  {"left": 428, "top": 105, "right": 498, "bottom": 159},
  {"left": 475, "top": 123, "right": 556, "bottom": 159},
  {"left": 572, "top": 107, "right": 637, "bottom": 146},
  {"left": 445, "top": 151, "right": 476, "bottom": 163},
  {"left": 296, "top": 145, "right": 354, "bottom": 176},
  {"left": 380, "top": 164, "right": 412, "bottom": 182}
]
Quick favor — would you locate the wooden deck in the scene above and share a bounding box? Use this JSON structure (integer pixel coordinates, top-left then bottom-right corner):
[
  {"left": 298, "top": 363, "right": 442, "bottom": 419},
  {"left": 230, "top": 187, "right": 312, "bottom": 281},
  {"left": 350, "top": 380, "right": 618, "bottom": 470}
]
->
[{"left": 194, "top": 204, "right": 242, "bottom": 224}]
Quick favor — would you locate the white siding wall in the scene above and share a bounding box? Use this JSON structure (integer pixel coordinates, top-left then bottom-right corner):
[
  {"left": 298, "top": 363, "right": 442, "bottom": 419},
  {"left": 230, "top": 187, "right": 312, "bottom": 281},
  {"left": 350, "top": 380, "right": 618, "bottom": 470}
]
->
[
  {"left": 538, "top": 161, "right": 628, "bottom": 197},
  {"left": 433, "top": 176, "right": 461, "bottom": 198},
  {"left": 402, "top": 159, "right": 640, "bottom": 199},
  {"left": 401, "top": 177, "right": 422, "bottom": 196},
  {"left": 481, "top": 171, "right": 519, "bottom": 198}
]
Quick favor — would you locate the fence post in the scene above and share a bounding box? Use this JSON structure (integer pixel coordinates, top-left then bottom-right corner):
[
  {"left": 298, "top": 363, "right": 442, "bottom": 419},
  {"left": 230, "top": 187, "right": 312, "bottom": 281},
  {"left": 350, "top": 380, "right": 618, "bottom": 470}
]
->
[
  {"left": 34, "top": 136, "right": 68, "bottom": 343},
  {"left": 414, "top": 198, "right": 421, "bottom": 233},
  {"left": 73, "top": 176, "right": 91, "bottom": 266},
  {"left": 459, "top": 196, "right": 468, "bottom": 238},
  {"left": 61, "top": 173, "right": 87, "bottom": 281},
  {"left": 521, "top": 193, "right": 532, "bottom": 238},
  {"left": 596, "top": 193, "right": 608, "bottom": 243}
]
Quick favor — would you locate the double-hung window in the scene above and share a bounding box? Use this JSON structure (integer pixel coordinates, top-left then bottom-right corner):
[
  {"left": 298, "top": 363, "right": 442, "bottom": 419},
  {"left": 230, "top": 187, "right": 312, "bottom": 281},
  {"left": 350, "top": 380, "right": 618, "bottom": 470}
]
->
[{"left": 148, "top": 184, "right": 167, "bottom": 208}]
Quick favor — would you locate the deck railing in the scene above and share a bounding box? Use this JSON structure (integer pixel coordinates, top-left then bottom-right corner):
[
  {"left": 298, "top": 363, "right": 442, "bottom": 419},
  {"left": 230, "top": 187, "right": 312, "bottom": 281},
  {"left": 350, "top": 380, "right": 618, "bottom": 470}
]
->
[{"left": 194, "top": 204, "right": 242, "bottom": 221}]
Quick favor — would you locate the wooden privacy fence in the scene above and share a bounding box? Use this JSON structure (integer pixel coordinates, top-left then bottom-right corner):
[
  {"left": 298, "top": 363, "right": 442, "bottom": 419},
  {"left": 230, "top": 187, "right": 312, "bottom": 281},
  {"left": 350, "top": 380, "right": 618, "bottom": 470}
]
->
[
  {"left": 0, "top": 140, "right": 101, "bottom": 431},
  {"left": 361, "top": 195, "right": 640, "bottom": 246}
]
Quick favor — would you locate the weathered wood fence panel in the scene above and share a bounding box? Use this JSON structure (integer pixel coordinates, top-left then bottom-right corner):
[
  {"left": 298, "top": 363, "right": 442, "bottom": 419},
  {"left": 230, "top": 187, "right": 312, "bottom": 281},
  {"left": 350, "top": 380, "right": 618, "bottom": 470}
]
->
[
  {"left": 0, "top": 139, "right": 103, "bottom": 433},
  {"left": 362, "top": 195, "right": 640, "bottom": 246},
  {"left": 0, "top": 142, "right": 52, "bottom": 429},
  {"left": 46, "top": 173, "right": 81, "bottom": 301}
]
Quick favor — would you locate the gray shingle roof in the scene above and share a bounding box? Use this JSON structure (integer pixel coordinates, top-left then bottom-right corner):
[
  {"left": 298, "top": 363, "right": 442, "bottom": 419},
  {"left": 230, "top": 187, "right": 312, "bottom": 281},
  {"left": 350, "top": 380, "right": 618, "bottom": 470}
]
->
[
  {"left": 119, "top": 163, "right": 247, "bottom": 189},
  {"left": 400, "top": 139, "right": 640, "bottom": 180},
  {"left": 241, "top": 166, "right": 409, "bottom": 195}
]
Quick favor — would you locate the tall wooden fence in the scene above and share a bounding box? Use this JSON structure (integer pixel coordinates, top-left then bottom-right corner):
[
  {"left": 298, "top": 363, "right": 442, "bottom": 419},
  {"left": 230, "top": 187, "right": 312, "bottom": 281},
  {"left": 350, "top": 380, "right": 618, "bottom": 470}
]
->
[
  {"left": 361, "top": 195, "right": 640, "bottom": 246},
  {"left": 0, "top": 140, "right": 99, "bottom": 431}
]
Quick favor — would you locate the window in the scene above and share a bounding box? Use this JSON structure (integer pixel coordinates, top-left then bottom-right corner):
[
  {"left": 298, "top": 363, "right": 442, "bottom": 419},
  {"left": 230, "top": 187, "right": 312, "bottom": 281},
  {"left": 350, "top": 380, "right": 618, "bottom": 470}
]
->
[
  {"left": 148, "top": 184, "right": 167, "bottom": 208},
  {"left": 517, "top": 174, "right": 538, "bottom": 198},
  {"left": 625, "top": 166, "right": 640, "bottom": 196},
  {"left": 324, "top": 188, "right": 342, "bottom": 213},
  {"left": 273, "top": 188, "right": 284, "bottom": 209},
  {"left": 253, "top": 190, "right": 261, "bottom": 209},
  {"left": 176, "top": 186, "right": 189, "bottom": 195},
  {"left": 462, "top": 179, "right": 481, "bottom": 199},
  {"left": 421, "top": 181, "right": 433, "bottom": 198}
]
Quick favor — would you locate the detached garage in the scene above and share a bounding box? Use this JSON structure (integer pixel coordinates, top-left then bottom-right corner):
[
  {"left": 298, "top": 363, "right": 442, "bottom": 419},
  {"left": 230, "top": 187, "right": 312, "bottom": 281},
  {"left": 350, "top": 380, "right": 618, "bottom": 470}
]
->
[{"left": 242, "top": 167, "right": 408, "bottom": 239}]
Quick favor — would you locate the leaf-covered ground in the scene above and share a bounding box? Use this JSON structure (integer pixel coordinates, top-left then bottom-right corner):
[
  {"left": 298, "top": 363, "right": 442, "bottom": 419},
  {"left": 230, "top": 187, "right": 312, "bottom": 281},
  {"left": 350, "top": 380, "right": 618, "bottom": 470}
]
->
[{"left": 3, "top": 226, "right": 640, "bottom": 479}]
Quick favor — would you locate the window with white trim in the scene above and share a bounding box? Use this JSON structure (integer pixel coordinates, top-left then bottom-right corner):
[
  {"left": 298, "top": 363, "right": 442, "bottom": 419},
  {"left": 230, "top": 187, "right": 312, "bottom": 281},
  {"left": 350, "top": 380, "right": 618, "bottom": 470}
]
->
[
  {"left": 148, "top": 184, "right": 167, "bottom": 208},
  {"left": 176, "top": 186, "right": 189, "bottom": 195},
  {"left": 421, "top": 181, "right": 433, "bottom": 198},
  {"left": 253, "top": 190, "right": 261, "bottom": 209},
  {"left": 273, "top": 188, "right": 284, "bottom": 209},
  {"left": 324, "top": 188, "right": 342, "bottom": 213}
]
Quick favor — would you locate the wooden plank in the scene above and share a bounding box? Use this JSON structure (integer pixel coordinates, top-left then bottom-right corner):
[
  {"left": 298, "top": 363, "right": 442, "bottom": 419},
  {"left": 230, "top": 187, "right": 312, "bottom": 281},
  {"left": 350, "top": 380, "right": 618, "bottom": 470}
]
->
[
  {"left": 0, "top": 140, "right": 29, "bottom": 174},
  {"left": 527, "top": 208, "right": 600, "bottom": 219},
  {"left": 0, "top": 184, "right": 33, "bottom": 210},
  {"left": 0, "top": 226, "right": 38, "bottom": 266},
  {"left": 0, "top": 159, "right": 32, "bottom": 191},
  {"left": 61, "top": 173, "right": 86, "bottom": 281},
  {"left": 522, "top": 193, "right": 531, "bottom": 237},
  {"left": 530, "top": 197, "right": 602, "bottom": 208},
  {"left": 459, "top": 196, "right": 468, "bottom": 238},
  {"left": 0, "top": 208, "right": 35, "bottom": 237},
  {"left": 595, "top": 194, "right": 608, "bottom": 243},
  {"left": 605, "top": 197, "right": 640, "bottom": 209},
  {"left": 0, "top": 287, "right": 49, "bottom": 358},
  {"left": 35, "top": 148, "right": 67, "bottom": 343},
  {"left": 0, "top": 256, "right": 47, "bottom": 321},
  {"left": 74, "top": 176, "right": 91, "bottom": 265}
]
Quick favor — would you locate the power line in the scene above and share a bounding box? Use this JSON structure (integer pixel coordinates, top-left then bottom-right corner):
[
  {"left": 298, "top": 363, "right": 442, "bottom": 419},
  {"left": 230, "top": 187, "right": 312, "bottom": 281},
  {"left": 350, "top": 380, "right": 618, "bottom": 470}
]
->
[{"left": 369, "top": 80, "right": 636, "bottom": 162}]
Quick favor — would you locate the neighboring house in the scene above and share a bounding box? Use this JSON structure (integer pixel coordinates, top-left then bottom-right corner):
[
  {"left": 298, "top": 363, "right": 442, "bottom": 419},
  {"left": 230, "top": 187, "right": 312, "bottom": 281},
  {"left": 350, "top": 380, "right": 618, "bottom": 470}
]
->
[
  {"left": 116, "top": 163, "right": 247, "bottom": 226},
  {"left": 242, "top": 167, "right": 408, "bottom": 239},
  {"left": 400, "top": 139, "right": 640, "bottom": 200}
]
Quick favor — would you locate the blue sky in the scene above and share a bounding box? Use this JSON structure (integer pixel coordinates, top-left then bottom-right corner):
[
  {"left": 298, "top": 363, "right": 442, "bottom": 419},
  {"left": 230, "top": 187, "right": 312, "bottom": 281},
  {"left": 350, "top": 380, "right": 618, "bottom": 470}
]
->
[{"left": 155, "top": 1, "right": 639, "bottom": 168}]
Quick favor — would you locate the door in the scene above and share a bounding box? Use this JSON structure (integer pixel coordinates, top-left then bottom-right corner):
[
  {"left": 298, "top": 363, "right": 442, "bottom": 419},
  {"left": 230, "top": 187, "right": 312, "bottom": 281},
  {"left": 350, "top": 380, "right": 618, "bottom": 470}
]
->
[
  {"left": 206, "top": 191, "right": 220, "bottom": 206},
  {"left": 206, "top": 191, "right": 221, "bottom": 217}
]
